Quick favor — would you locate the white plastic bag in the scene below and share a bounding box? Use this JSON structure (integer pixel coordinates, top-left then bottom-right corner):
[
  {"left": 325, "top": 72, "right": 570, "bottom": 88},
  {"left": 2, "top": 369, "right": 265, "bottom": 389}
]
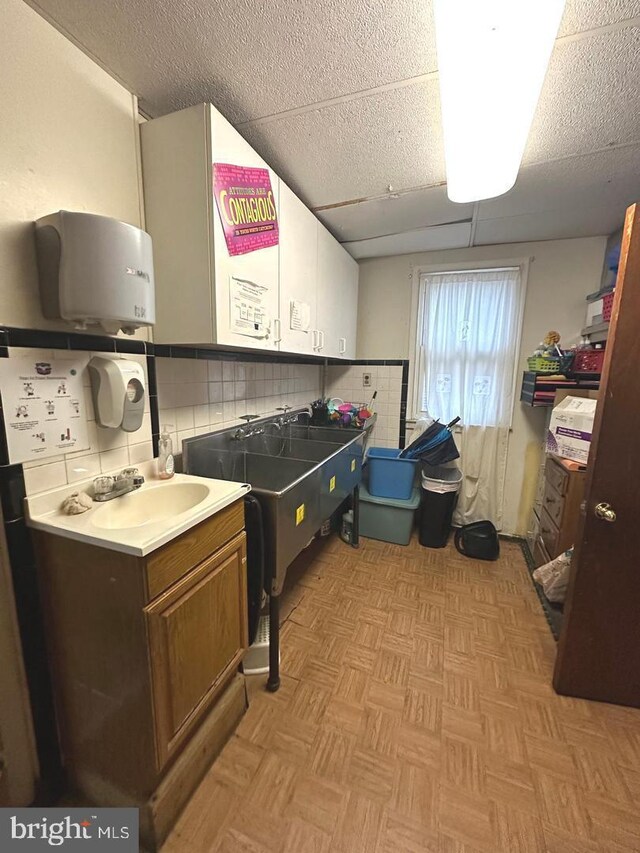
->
[{"left": 533, "top": 548, "right": 573, "bottom": 604}]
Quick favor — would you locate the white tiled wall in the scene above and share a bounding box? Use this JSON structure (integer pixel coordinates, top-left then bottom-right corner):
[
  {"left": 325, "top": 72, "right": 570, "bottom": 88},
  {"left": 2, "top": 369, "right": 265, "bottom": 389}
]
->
[
  {"left": 157, "top": 358, "right": 322, "bottom": 452},
  {"left": 8, "top": 349, "right": 154, "bottom": 495},
  {"left": 325, "top": 363, "right": 404, "bottom": 448}
]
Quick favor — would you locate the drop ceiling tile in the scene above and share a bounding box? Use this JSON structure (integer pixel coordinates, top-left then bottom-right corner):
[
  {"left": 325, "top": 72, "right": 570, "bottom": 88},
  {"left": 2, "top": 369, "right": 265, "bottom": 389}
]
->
[
  {"left": 474, "top": 207, "right": 625, "bottom": 246},
  {"left": 525, "top": 26, "right": 640, "bottom": 163},
  {"left": 242, "top": 79, "right": 445, "bottom": 208},
  {"left": 479, "top": 145, "right": 640, "bottom": 220},
  {"left": 317, "top": 185, "right": 472, "bottom": 242},
  {"left": 559, "top": 0, "right": 640, "bottom": 37},
  {"left": 26, "top": 0, "right": 438, "bottom": 122},
  {"left": 344, "top": 222, "right": 472, "bottom": 259}
]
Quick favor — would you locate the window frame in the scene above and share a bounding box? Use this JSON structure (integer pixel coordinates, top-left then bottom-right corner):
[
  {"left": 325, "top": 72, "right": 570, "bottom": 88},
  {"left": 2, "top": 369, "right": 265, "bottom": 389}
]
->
[{"left": 407, "top": 258, "right": 530, "bottom": 426}]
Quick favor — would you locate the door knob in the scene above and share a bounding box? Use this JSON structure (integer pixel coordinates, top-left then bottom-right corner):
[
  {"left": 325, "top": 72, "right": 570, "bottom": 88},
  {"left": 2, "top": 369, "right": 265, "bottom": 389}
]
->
[{"left": 595, "top": 502, "right": 617, "bottom": 522}]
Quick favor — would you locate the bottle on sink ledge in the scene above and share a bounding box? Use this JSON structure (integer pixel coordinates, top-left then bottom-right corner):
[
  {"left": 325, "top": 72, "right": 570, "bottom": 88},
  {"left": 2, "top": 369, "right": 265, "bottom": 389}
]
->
[{"left": 158, "top": 425, "right": 175, "bottom": 479}]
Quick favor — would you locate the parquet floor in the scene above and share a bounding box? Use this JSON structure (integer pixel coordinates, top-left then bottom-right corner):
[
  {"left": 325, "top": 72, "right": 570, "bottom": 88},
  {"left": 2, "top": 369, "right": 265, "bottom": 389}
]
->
[{"left": 162, "top": 534, "right": 640, "bottom": 852}]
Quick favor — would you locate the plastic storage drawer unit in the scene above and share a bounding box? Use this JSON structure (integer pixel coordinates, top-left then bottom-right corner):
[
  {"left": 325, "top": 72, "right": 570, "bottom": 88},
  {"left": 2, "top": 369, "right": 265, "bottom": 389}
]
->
[
  {"left": 359, "top": 484, "right": 421, "bottom": 545},
  {"left": 367, "top": 447, "right": 417, "bottom": 500}
]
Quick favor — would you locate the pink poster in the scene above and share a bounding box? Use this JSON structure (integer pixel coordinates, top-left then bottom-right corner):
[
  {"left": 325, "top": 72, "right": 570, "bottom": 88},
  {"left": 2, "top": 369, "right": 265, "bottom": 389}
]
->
[{"left": 213, "top": 163, "right": 279, "bottom": 256}]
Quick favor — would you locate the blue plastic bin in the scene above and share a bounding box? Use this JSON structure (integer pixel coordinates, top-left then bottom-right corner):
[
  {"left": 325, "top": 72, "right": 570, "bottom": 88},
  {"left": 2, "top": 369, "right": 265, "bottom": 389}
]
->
[
  {"left": 360, "top": 484, "right": 421, "bottom": 545},
  {"left": 366, "top": 447, "right": 418, "bottom": 500}
]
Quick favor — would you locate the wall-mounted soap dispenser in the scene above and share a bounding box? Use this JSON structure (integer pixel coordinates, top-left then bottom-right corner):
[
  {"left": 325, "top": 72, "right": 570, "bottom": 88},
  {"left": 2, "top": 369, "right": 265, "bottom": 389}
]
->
[
  {"left": 34, "top": 211, "right": 155, "bottom": 335},
  {"left": 88, "top": 357, "right": 146, "bottom": 432}
]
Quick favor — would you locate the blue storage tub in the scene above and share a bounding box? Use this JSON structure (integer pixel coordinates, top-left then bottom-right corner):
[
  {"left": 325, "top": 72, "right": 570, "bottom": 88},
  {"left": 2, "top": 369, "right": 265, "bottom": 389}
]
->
[
  {"left": 366, "top": 447, "right": 418, "bottom": 500},
  {"left": 359, "top": 484, "right": 421, "bottom": 545}
]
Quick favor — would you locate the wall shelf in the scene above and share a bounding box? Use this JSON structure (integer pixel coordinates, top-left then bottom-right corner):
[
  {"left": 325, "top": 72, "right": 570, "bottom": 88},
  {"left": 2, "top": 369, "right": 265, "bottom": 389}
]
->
[
  {"left": 520, "top": 371, "right": 600, "bottom": 407},
  {"left": 581, "top": 320, "right": 609, "bottom": 344}
]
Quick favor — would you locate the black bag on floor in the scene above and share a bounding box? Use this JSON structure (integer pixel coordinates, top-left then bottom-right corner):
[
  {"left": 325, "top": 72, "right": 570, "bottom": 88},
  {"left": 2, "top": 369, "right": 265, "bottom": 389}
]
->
[{"left": 454, "top": 520, "right": 500, "bottom": 561}]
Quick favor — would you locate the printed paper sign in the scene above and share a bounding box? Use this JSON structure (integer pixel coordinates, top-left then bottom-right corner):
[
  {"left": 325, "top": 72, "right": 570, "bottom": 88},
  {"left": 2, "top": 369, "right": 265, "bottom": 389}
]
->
[
  {"left": 290, "top": 300, "right": 311, "bottom": 332},
  {"left": 229, "top": 276, "right": 271, "bottom": 339},
  {"left": 0, "top": 357, "right": 89, "bottom": 464},
  {"left": 213, "top": 163, "right": 279, "bottom": 256}
]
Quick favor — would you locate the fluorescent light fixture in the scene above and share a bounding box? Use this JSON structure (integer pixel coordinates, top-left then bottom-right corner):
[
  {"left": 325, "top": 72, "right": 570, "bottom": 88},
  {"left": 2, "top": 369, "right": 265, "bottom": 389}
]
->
[{"left": 434, "top": 0, "right": 566, "bottom": 203}]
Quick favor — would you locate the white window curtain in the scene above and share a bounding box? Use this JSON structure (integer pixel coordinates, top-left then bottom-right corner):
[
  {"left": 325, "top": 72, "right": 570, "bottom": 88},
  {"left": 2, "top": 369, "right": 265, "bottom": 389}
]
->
[{"left": 414, "top": 268, "right": 524, "bottom": 528}]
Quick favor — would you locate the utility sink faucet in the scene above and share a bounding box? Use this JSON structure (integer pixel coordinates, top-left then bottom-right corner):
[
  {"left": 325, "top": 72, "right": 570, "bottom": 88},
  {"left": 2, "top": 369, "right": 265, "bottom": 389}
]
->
[
  {"left": 231, "top": 414, "right": 264, "bottom": 441},
  {"left": 93, "top": 467, "right": 145, "bottom": 502}
]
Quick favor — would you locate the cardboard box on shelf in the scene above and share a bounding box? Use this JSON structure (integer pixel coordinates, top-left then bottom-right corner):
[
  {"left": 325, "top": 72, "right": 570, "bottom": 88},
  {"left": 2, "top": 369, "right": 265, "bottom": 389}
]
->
[{"left": 546, "top": 395, "right": 598, "bottom": 464}]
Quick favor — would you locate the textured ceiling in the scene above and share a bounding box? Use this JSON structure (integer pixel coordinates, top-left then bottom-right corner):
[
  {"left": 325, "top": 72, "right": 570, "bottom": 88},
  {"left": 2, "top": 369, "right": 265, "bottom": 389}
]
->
[{"left": 25, "top": 0, "right": 640, "bottom": 256}]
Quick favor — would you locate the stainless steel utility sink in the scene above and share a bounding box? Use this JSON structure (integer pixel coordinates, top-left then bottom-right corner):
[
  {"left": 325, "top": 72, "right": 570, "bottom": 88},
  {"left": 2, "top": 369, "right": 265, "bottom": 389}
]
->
[
  {"left": 243, "top": 434, "right": 344, "bottom": 462},
  {"left": 287, "top": 424, "right": 364, "bottom": 445},
  {"left": 183, "top": 409, "right": 365, "bottom": 595}
]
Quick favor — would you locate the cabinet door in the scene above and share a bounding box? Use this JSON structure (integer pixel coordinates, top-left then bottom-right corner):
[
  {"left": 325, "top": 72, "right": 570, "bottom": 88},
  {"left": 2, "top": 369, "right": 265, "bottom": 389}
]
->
[
  {"left": 278, "top": 183, "right": 318, "bottom": 354},
  {"left": 317, "top": 223, "right": 359, "bottom": 359},
  {"left": 146, "top": 533, "right": 247, "bottom": 767},
  {"left": 210, "top": 107, "right": 280, "bottom": 350},
  {"left": 336, "top": 249, "right": 359, "bottom": 359},
  {"left": 316, "top": 223, "right": 342, "bottom": 358}
]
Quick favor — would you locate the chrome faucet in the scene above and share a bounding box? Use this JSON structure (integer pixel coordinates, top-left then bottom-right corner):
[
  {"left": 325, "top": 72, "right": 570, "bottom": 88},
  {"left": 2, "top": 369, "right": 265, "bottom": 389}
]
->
[
  {"left": 231, "top": 414, "right": 265, "bottom": 441},
  {"left": 275, "top": 405, "right": 299, "bottom": 427},
  {"left": 231, "top": 426, "right": 265, "bottom": 441},
  {"left": 93, "top": 467, "right": 145, "bottom": 502}
]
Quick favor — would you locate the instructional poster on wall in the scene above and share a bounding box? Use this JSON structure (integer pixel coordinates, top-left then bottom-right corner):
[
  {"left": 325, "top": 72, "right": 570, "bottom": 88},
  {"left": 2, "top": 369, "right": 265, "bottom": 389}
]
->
[
  {"left": 229, "top": 276, "right": 271, "bottom": 338},
  {"left": 0, "top": 356, "right": 89, "bottom": 464},
  {"left": 213, "top": 163, "right": 279, "bottom": 256}
]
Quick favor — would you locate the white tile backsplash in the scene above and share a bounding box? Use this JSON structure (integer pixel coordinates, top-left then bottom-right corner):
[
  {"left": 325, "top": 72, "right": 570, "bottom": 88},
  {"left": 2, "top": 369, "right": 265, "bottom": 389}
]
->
[
  {"left": 6, "top": 349, "right": 156, "bottom": 496},
  {"left": 326, "top": 363, "right": 405, "bottom": 449},
  {"left": 156, "top": 357, "right": 322, "bottom": 453},
  {"left": 7, "top": 348, "right": 323, "bottom": 496}
]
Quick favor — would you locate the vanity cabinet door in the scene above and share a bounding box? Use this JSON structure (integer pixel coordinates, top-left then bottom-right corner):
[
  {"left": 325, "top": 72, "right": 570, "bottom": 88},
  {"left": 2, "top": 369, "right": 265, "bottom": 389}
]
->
[{"left": 145, "top": 533, "right": 248, "bottom": 767}]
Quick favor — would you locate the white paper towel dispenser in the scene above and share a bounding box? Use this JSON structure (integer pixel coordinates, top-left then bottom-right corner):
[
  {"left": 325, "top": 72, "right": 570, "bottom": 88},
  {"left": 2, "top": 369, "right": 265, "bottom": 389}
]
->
[
  {"left": 34, "top": 211, "right": 155, "bottom": 335},
  {"left": 88, "top": 357, "right": 146, "bottom": 431}
]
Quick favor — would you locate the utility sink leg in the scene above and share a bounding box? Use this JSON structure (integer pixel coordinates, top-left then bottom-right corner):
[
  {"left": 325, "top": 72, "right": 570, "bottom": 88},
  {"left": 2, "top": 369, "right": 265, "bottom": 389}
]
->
[
  {"left": 267, "top": 593, "right": 280, "bottom": 692},
  {"left": 351, "top": 484, "right": 360, "bottom": 549}
]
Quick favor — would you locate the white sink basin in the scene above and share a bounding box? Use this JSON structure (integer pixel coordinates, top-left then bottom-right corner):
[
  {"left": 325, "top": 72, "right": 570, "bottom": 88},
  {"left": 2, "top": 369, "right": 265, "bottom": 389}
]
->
[
  {"left": 24, "top": 469, "right": 251, "bottom": 556},
  {"left": 92, "top": 482, "right": 210, "bottom": 530}
]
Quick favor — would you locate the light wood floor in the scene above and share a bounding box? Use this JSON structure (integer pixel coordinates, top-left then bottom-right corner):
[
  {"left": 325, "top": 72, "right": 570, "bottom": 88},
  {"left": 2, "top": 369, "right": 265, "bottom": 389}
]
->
[{"left": 162, "top": 534, "right": 640, "bottom": 852}]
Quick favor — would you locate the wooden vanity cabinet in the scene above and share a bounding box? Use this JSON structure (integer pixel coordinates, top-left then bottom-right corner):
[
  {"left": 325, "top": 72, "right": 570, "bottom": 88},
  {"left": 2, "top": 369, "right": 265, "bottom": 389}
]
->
[
  {"left": 34, "top": 498, "right": 248, "bottom": 849},
  {"left": 146, "top": 532, "right": 247, "bottom": 766}
]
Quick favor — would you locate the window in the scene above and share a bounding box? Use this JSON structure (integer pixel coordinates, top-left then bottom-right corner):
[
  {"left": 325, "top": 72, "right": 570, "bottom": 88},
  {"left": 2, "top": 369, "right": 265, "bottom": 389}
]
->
[{"left": 411, "top": 267, "right": 525, "bottom": 427}]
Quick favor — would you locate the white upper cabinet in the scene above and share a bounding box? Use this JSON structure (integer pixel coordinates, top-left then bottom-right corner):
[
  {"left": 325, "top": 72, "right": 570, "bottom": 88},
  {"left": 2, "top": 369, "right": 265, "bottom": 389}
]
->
[
  {"left": 141, "top": 103, "right": 357, "bottom": 357},
  {"left": 210, "top": 110, "right": 280, "bottom": 351},
  {"left": 278, "top": 182, "right": 318, "bottom": 355},
  {"left": 316, "top": 223, "right": 359, "bottom": 359},
  {"left": 141, "top": 104, "right": 279, "bottom": 349}
]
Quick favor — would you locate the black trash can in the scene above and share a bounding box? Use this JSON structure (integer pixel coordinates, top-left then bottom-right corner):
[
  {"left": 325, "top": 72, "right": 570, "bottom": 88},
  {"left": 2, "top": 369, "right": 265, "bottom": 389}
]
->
[{"left": 419, "top": 464, "right": 463, "bottom": 548}]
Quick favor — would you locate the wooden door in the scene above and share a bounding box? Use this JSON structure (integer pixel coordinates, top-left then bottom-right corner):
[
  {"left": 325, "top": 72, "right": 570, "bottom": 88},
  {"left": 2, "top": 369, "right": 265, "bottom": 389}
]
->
[
  {"left": 146, "top": 533, "right": 248, "bottom": 766},
  {"left": 554, "top": 203, "right": 640, "bottom": 707},
  {"left": 278, "top": 182, "right": 318, "bottom": 355}
]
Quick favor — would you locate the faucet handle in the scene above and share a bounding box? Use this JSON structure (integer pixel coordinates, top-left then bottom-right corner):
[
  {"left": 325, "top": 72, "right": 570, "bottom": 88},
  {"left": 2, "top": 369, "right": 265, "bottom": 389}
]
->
[
  {"left": 276, "top": 405, "right": 292, "bottom": 414},
  {"left": 239, "top": 414, "right": 259, "bottom": 423},
  {"left": 118, "top": 466, "right": 139, "bottom": 480},
  {"left": 93, "top": 476, "right": 114, "bottom": 495}
]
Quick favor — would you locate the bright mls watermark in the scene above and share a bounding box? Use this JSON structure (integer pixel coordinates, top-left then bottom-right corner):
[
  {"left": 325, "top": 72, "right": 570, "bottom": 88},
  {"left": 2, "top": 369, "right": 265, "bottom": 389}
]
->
[{"left": 0, "top": 808, "right": 138, "bottom": 851}]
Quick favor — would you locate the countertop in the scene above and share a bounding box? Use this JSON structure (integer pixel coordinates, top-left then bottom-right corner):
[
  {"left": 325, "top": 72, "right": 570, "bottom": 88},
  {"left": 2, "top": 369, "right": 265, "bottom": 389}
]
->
[{"left": 25, "top": 463, "right": 250, "bottom": 556}]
